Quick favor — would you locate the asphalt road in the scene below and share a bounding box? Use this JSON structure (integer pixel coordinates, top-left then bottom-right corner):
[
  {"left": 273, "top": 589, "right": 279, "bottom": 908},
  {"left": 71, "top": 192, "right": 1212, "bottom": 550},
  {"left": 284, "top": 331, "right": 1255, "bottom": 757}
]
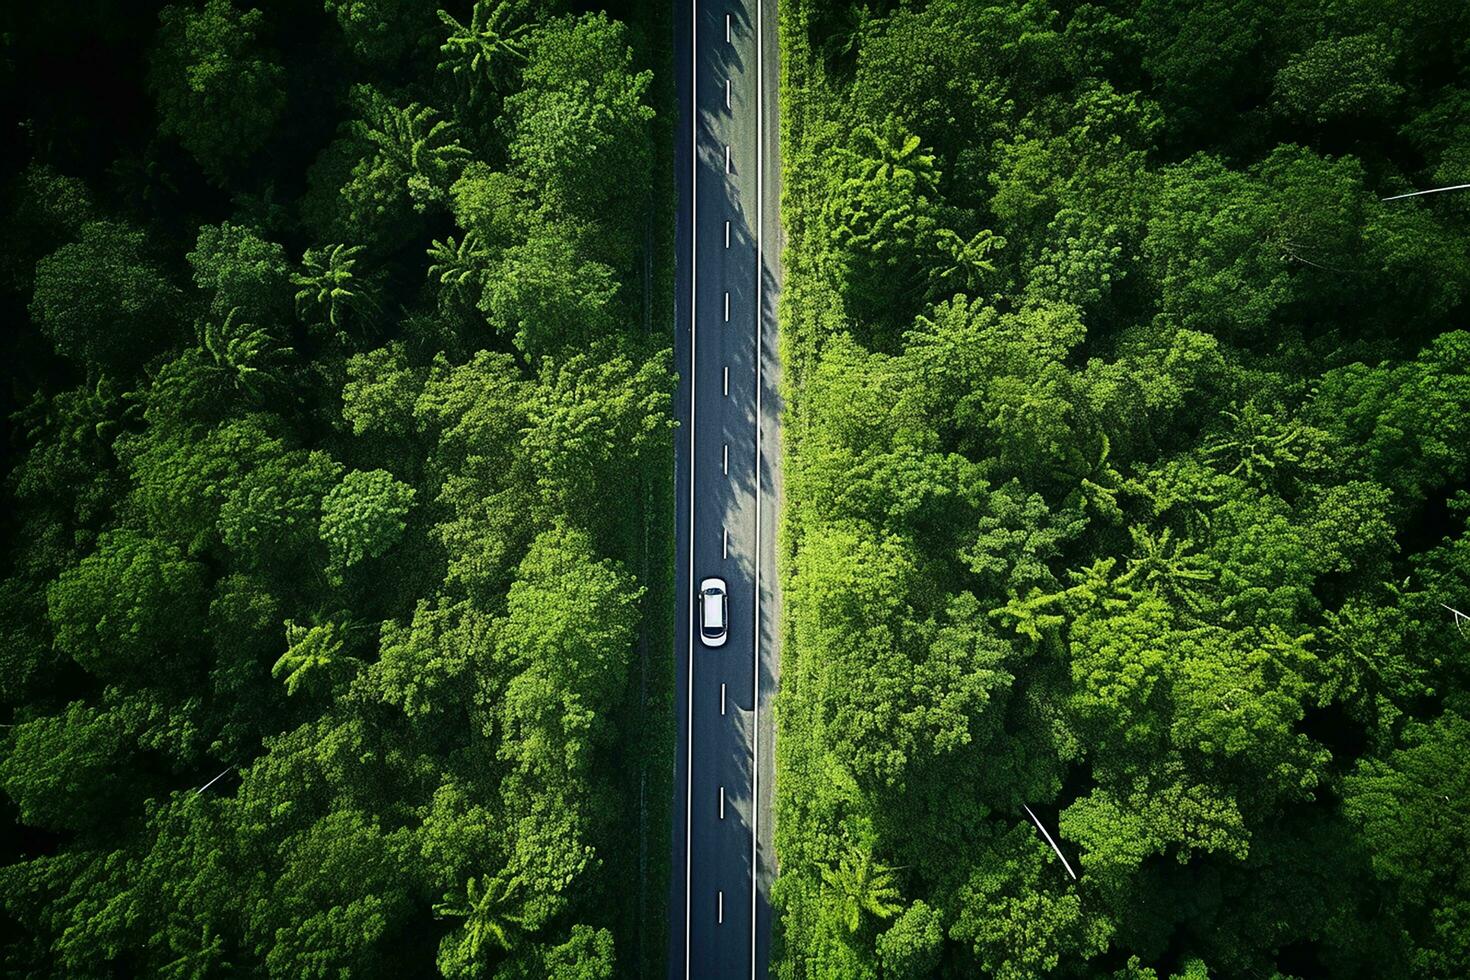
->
[{"left": 668, "top": 0, "right": 782, "bottom": 977}]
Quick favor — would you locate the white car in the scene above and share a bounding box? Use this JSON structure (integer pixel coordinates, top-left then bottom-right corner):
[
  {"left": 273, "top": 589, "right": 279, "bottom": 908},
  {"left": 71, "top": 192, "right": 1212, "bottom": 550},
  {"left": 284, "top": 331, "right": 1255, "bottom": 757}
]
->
[{"left": 699, "top": 577, "right": 728, "bottom": 647}]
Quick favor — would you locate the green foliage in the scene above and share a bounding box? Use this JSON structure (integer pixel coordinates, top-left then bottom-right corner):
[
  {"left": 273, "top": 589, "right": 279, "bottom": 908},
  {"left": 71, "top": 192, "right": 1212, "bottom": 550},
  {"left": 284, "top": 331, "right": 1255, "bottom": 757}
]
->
[
  {"left": 823, "top": 117, "right": 941, "bottom": 329},
  {"left": 302, "top": 131, "right": 420, "bottom": 250},
  {"left": 10, "top": 375, "right": 130, "bottom": 535},
  {"left": 497, "top": 523, "right": 643, "bottom": 777},
  {"left": 1273, "top": 33, "right": 1403, "bottom": 124},
  {"left": 119, "top": 412, "right": 288, "bottom": 553},
  {"left": 776, "top": 0, "right": 1470, "bottom": 975},
  {"left": 1132, "top": 0, "right": 1273, "bottom": 140},
  {"left": 4, "top": 10, "right": 670, "bottom": 974},
  {"left": 437, "top": 1, "right": 530, "bottom": 98},
  {"left": 874, "top": 901, "right": 943, "bottom": 979},
  {"left": 368, "top": 599, "right": 482, "bottom": 719},
  {"left": 263, "top": 809, "right": 413, "bottom": 976},
  {"left": 350, "top": 86, "right": 471, "bottom": 211},
  {"left": 480, "top": 221, "right": 621, "bottom": 357},
  {"left": 543, "top": 925, "right": 616, "bottom": 980},
  {"left": 30, "top": 220, "right": 182, "bottom": 372},
  {"left": 450, "top": 163, "right": 525, "bottom": 245},
  {"left": 186, "top": 460, "right": 314, "bottom": 597},
  {"left": 490, "top": 523, "right": 643, "bottom": 931},
  {"left": 187, "top": 221, "right": 291, "bottom": 320},
  {"left": 294, "top": 242, "right": 379, "bottom": 336},
  {"left": 0, "top": 702, "right": 133, "bottom": 832},
  {"left": 1310, "top": 331, "right": 1470, "bottom": 504},
  {"left": 505, "top": 13, "right": 654, "bottom": 261},
  {"left": 319, "top": 468, "right": 416, "bottom": 581},
  {"left": 326, "top": 0, "right": 435, "bottom": 64},
  {"left": 47, "top": 530, "right": 206, "bottom": 682},
  {"left": 1143, "top": 147, "right": 1367, "bottom": 339},
  {"left": 414, "top": 350, "right": 535, "bottom": 601},
  {"left": 343, "top": 342, "right": 424, "bottom": 439},
  {"left": 2, "top": 163, "right": 97, "bottom": 293},
  {"left": 1344, "top": 710, "right": 1470, "bottom": 976},
  {"left": 149, "top": 0, "right": 286, "bottom": 179},
  {"left": 949, "top": 826, "right": 1110, "bottom": 978},
  {"left": 522, "top": 345, "right": 674, "bottom": 545}
]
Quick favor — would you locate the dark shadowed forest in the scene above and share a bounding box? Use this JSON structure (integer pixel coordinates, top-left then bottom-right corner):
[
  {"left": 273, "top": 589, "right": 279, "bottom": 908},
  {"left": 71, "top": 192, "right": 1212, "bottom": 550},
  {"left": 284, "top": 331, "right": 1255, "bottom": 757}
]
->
[{"left": 0, "top": 1, "right": 675, "bottom": 976}]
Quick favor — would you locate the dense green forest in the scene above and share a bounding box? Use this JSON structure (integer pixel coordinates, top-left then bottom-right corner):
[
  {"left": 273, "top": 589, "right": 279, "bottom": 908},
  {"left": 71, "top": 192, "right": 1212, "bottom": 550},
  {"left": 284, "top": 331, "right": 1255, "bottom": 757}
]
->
[
  {"left": 0, "top": 1, "right": 674, "bottom": 975},
  {"left": 774, "top": 1, "right": 1470, "bottom": 977}
]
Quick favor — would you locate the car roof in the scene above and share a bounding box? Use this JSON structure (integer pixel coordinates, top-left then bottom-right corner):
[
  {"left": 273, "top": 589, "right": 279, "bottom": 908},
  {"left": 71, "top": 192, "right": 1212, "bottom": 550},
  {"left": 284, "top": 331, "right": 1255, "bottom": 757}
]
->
[{"left": 702, "top": 590, "right": 725, "bottom": 626}]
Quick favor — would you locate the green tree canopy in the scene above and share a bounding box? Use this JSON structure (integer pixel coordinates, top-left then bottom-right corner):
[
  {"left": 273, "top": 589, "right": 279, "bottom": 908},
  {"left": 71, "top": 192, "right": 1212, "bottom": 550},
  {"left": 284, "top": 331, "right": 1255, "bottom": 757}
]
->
[
  {"left": 30, "top": 220, "right": 182, "bottom": 372},
  {"left": 149, "top": 0, "right": 286, "bottom": 179},
  {"left": 187, "top": 221, "right": 291, "bottom": 321},
  {"left": 319, "top": 468, "right": 416, "bottom": 582},
  {"left": 46, "top": 530, "right": 206, "bottom": 682}
]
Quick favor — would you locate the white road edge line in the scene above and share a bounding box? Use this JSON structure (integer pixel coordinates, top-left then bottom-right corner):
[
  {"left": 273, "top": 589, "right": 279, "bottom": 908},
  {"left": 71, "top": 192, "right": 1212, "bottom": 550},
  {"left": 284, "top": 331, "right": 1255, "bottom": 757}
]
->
[
  {"left": 684, "top": 0, "right": 697, "bottom": 974},
  {"left": 751, "top": 0, "right": 764, "bottom": 973}
]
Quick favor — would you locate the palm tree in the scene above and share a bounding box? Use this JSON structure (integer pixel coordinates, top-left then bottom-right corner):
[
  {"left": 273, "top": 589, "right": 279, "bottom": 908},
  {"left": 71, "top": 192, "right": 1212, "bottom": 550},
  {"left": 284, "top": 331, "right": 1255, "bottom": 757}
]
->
[
  {"left": 930, "top": 227, "right": 1007, "bottom": 295},
  {"left": 426, "top": 232, "right": 487, "bottom": 311},
  {"left": 437, "top": 1, "right": 529, "bottom": 98},
  {"left": 433, "top": 874, "right": 526, "bottom": 958},
  {"left": 352, "top": 93, "right": 471, "bottom": 192},
  {"left": 1202, "top": 401, "right": 1303, "bottom": 482},
  {"left": 991, "top": 585, "right": 1069, "bottom": 643},
  {"left": 294, "top": 243, "right": 376, "bottom": 331},
  {"left": 818, "top": 2, "right": 876, "bottom": 74},
  {"left": 1115, "top": 525, "right": 1213, "bottom": 611},
  {"left": 18, "top": 372, "right": 132, "bottom": 449},
  {"left": 821, "top": 844, "right": 903, "bottom": 933},
  {"left": 198, "top": 306, "right": 292, "bottom": 401},
  {"left": 1063, "top": 433, "right": 1124, "bottom": 523},
  {"left": 272, "top": 619, "right": 353, "bottom": 698},
  {"left": 854, "top": 116, "right": 938, "bottom": 195},
  {"left": 158, "top": 922, "right": 225, "bottom": 980}
]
